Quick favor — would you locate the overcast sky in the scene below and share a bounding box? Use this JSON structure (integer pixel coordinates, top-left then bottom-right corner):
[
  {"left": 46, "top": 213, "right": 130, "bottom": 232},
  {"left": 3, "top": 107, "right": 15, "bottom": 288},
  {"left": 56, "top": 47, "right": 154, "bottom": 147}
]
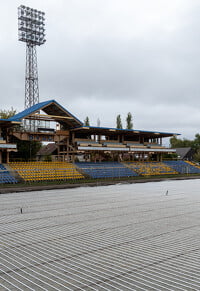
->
[{"left": 1, "top": 0, "right": 200, "bottom": 140}]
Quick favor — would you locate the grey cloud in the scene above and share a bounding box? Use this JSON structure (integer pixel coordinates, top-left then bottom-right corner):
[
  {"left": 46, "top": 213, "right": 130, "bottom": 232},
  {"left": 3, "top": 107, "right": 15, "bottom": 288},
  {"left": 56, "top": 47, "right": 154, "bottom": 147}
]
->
[{"left": 1, "top": 0, "right": 200, "bottom": 139}]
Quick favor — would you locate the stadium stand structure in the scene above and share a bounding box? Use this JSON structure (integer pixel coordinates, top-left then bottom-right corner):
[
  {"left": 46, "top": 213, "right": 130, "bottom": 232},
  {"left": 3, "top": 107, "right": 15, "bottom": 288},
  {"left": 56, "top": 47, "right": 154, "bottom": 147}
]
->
[
  {"left": 0, "top": 164, "right": 17, "bottom": 184},
  {"left": 0, "top": 100, "right": 178, "bottom": 163},
  {"left": 9, "top": 161, "right": 84, "bottom": 182},
  {"left": 75, "top": 162, "right": 138, "bottom": 179},
  {"left": 1, "top": 99, "right": 196, "bottom": 184},
  {"left": 164, "top": 161, "right": 200, "bottom": 174},
  {"left": 1, "top": 160, "right": 200, "bottom": 184},
  {"left": 186, "top": 161, "right": 200, "bottom": 169},
  {"left": 125, "top": 162, "right": 178, "bottom": 176}
]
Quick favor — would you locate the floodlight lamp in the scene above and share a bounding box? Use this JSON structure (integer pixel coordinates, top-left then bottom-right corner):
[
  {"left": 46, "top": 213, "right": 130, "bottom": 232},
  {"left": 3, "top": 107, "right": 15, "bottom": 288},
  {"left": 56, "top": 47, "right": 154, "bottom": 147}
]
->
[{"left": 18, "top": 5, "right": 46, "bottom": 46}]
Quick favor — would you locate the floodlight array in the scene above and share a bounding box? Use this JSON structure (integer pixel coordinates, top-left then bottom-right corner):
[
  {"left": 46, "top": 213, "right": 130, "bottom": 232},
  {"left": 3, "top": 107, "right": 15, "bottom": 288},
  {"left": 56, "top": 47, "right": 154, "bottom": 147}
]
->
[{"left": 18, "top": 5, "right": 46, "bottom": 46}]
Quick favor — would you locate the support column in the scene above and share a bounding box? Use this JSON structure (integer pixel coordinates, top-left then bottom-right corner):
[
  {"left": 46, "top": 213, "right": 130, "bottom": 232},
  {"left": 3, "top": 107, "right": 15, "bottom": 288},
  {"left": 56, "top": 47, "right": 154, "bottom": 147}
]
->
[
  {"left": 99, "top": 153, "right": 102, "bottom": 162},
  {"left": 6, "top": 151, "right": 9, "bottom": 164},
  {"left": 142, "top": 153, "right": 145, "bottom": 161},
  {"left": 72, "top": 132, "right": 75, "bottom": 145},
  {"left": 66, "top": 138, "right": 69, "bottom": 162}
]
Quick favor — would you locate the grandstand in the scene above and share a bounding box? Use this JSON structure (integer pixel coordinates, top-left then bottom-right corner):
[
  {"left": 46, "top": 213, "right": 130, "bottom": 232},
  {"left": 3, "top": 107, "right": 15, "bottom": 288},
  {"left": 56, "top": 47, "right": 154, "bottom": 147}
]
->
[
  {"left": 1, "top": 99, "right": 200, "bottom": 184},
  {"left": 9, "top": 161, "right": 84, "bottom": 182},
  {"left": 0, "top": 160, "right": 198, "bottom": 184},
  {"left": 75, "top": 162, "right": 138, "bottom": 179},
  {"left": 0, "top": 100, "right": 177, "bottom": 163}
]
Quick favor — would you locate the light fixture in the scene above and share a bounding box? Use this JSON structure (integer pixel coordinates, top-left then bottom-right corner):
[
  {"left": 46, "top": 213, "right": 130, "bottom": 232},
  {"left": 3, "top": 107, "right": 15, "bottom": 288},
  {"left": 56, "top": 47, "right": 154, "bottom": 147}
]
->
[{"left": 18, "top": 5, "right": 46, "bottom": 46}]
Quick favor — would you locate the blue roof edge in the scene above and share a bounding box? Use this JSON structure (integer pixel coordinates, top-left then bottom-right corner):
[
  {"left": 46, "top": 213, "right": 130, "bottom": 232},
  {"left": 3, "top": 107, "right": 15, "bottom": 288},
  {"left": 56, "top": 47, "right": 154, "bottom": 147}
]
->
[
  {"left": 80, "top": 125, "right": 180, "bottom": 136},
  {"left": 7, "top": 99, "right": 83, "bottom": 125},
  {"left": 7, "top": 100, "right": 54, "bottom": 121}
]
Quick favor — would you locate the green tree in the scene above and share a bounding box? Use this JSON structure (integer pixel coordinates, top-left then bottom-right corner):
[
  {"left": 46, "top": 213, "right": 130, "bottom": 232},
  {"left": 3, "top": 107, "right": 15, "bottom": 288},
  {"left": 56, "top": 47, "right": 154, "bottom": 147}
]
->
[
  {"left": 126, "top": 112, "right": 133, "bottom": 129},
  {"left": 10, "top": 139, "right": 42, "bottom": 161},
  {"left": 194, "top": 149, "right": 200, "bottom": 162},
  {"left": 169, "top": 133, "right": 200, "bottom": 162},
  {"left": 84, "top": 116, "right": 90, "bottom": 126},
  {"left": 116, "top": 114, "right": 123, "bottom": 129},
  {"left": 170, "top": 136, "right": 193, "bottom": 148},
  {"left": 193, "top": 133, "right": 200, "bottom": 151},
  {"left": 0, "top": 107, "right": 16, "bottom": 119}
]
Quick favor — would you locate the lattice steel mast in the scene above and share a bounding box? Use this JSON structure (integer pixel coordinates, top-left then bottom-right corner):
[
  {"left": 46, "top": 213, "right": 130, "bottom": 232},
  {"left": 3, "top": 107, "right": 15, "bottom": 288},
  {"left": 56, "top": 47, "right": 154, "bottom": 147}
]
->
[
  {"left": 18, "top": 5, "right": 46, "bottom": 130},
  {"left": 25, "top": 44, "right": 39, "bottom": 108}
]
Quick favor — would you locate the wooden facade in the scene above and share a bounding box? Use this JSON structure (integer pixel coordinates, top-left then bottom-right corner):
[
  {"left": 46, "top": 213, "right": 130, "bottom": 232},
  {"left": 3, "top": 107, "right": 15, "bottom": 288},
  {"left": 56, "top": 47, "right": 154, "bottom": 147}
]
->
[{"left": 0, "top": 100, "right": 178, "bottom": 162}]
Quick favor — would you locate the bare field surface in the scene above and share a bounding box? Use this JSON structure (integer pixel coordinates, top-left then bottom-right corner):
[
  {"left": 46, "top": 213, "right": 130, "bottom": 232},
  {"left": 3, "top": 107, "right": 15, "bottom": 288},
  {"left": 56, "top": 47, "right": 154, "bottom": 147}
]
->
[{"left": 0, "top": 180, "right": 200, "bottom": 290}]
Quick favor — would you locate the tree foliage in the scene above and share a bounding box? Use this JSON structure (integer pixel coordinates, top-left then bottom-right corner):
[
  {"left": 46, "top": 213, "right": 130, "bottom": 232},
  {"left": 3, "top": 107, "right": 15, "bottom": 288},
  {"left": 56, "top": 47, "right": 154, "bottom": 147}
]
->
[
  {"left": 0, "top": 107, "right": 16, "bottom": 119},
  {"left": 116, "top": 114, "right": 123, "bottom": 129},
  {"left": 84, "top": 116, "right": 90, "bottom": 126},
  {"left": 126, "top": 112, "right": 133, "bottom": 129},
  {"left": 10, "top": 139, "right": 42, "bottom": 161},
  {"left": 15, "top": 140, "right": 42, "bottom": 161},
  {"left": 193, "top": 149, "right": 200, "bottom": 162},
  {"left": 170, "top": 133, "right": 200, "bottom": 162},
  {"left": 193, "top": 133, "right": 200, "bottom": 151},
  {"left": 170, "top": 136, "right": 193, "bottom": 148},
  {"left": 170, "top": 134, "right": 200, "bottom": 150}
]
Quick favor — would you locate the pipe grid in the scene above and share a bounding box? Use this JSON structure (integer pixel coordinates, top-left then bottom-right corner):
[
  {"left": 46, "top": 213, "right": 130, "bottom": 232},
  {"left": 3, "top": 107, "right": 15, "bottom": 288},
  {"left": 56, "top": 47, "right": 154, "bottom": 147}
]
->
[{"left": 0, "top": 180, "right": 200, "bottom": 290}]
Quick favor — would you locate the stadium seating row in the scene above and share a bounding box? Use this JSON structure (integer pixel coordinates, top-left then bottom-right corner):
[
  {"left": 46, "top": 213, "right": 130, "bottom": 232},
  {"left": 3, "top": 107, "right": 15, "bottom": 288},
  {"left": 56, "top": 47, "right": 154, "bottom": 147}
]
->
[
  {"left": 76, "top": 139, "right": 164, "bottom": 149},
  {"left": 9, "top": 161, "right": 84, "bottom": 182},
  {"left": 0, "top": 164, "right": 17, "bottom": 184},
  {"left": 1, "top": 160, "right": 200, "bottom": 184},
  {"left": 75, "top": 162, "right": 138, "bottom": 178},
  {"left": 125, "top": 162, "right": 178, "bottom": 176},
  {"left": 164, "top": 161, "right": 200, "bottom": 174}
]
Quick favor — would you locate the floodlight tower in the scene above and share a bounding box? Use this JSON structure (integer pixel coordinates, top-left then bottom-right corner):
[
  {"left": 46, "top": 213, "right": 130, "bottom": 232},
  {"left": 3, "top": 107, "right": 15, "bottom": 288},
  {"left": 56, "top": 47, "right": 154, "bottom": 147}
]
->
[{"left": 18, "top": 5, "right": 46, "bottom": 130}]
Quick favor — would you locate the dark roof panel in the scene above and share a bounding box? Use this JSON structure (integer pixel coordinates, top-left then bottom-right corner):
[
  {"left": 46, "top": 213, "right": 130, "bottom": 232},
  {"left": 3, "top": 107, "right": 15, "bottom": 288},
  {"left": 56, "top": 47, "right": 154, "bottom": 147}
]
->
[{"left": 71, "top": 125, "right": 180, "bottom": 138}]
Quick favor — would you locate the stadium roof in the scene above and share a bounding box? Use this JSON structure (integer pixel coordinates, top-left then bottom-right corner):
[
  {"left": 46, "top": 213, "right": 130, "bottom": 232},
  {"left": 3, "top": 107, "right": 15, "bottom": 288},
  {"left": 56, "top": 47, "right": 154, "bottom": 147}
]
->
[
  {"left": 0, "top": 99, "right": 180, "bottom": 137},
  {"left": 7, "top": 100, "right": 83, "bottom": 128},
  {"left": 71, "top": 126, "right": 180, "bottom": 138},
  {"left": 175, "top": 147, "right": 194, "bottom": 159}
]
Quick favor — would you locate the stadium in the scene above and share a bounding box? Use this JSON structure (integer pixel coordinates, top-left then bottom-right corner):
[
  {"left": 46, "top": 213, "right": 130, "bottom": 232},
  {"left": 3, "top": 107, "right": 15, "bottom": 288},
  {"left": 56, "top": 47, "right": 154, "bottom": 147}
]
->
[
  {"left": 0, "top": 98, "right": 200, "bottom": 185},
  {"left": 2, "top": 3, "right": 200, "bottom": 291},
  {"left": 0, "top": 4, "right": 196, "bottom": 186}
]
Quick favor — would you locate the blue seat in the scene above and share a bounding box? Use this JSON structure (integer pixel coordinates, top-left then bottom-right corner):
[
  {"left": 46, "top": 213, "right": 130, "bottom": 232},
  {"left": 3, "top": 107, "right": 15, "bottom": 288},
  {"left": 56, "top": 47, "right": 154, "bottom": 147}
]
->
[
  {"left": 75, "top": 162, "right": 138, "bottom": 179},
  {"left": 164, "top": 161, "right": 200, "bottom": 174},
  {"left": 0, "top": 164, "right": 18, "bottom": 184}
]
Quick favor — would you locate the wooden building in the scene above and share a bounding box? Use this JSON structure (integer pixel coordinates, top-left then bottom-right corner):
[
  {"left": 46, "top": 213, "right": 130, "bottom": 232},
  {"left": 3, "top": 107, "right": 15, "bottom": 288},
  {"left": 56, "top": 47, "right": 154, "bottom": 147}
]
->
[{"left": 0, "top": 100, "right": 178, "bottom": 162}]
